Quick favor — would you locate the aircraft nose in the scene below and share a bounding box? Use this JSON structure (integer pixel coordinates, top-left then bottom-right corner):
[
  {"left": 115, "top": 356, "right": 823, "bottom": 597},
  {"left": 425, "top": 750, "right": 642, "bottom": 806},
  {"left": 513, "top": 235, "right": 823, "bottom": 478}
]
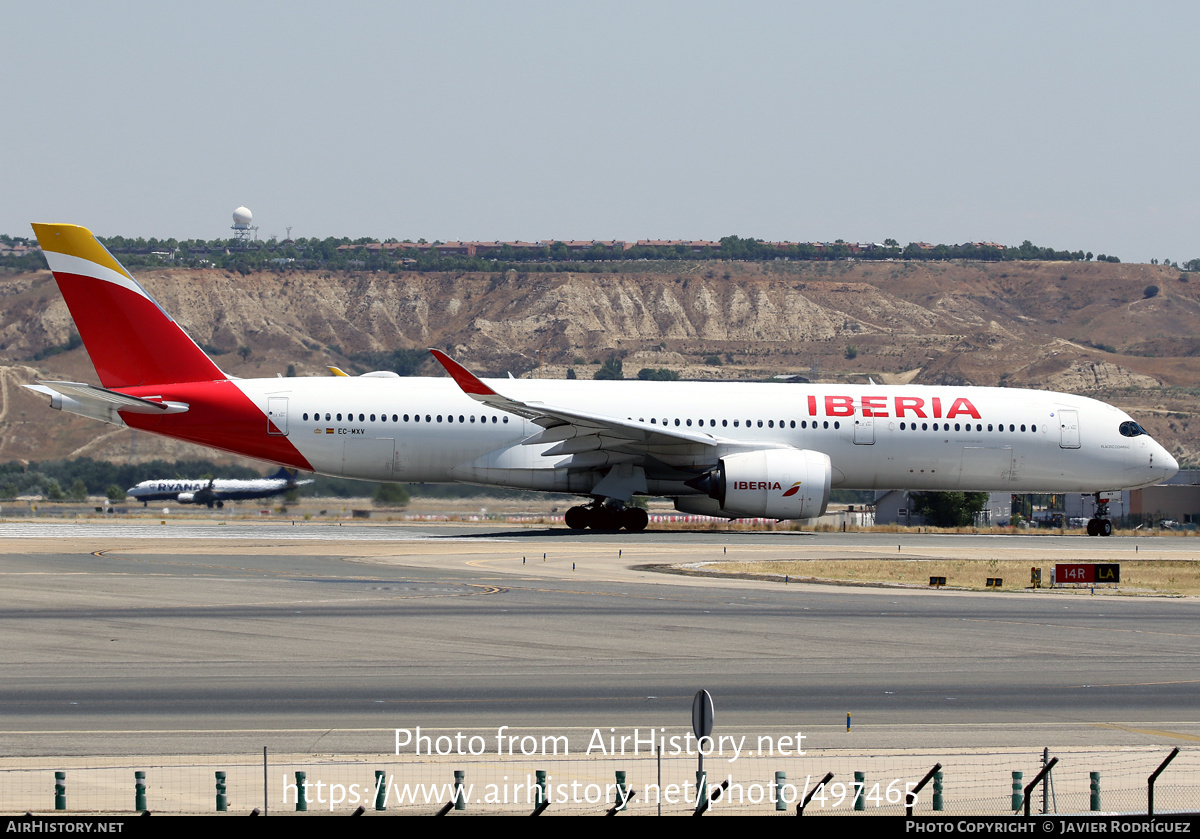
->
[{"left": 1157, "top": 446, "right": 1179, "bottom": 480}]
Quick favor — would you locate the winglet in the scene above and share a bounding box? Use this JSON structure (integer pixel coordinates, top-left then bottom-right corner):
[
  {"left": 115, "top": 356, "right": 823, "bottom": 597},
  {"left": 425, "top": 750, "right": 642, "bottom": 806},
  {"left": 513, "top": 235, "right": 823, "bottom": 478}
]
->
[
  {"left": 327, "top": 366, "right": 350, "bottom": 377},
  {"left": 429, "top": 349, "right": 497, "bottom": 396}
]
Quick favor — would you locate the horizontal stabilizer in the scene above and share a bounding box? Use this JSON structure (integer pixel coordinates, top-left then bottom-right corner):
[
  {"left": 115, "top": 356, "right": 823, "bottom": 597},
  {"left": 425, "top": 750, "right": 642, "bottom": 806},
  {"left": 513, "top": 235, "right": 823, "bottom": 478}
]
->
[{"left": 25, "top": 381, "right": 188, "bottom": 426}]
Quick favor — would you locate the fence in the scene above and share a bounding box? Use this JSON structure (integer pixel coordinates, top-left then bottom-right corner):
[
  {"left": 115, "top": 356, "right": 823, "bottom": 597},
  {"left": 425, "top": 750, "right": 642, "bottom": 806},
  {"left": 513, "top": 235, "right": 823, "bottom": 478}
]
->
[{"left": 2, "top": 747, "right": 1196, "bottom": 816}]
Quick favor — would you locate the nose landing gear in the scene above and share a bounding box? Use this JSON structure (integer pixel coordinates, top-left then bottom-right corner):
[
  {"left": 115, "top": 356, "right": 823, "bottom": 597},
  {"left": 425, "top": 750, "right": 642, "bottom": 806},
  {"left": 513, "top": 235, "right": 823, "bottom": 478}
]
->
[{"left": 1086, "top": 492, "right": 1115, "bottom": 536}]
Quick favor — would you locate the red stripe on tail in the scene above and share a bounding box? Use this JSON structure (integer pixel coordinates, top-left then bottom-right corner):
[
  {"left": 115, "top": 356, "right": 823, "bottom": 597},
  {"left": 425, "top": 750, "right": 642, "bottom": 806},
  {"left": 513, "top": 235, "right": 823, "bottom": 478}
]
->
[{"left": 53, "top": 271, "right": 225, "bottom": 389}]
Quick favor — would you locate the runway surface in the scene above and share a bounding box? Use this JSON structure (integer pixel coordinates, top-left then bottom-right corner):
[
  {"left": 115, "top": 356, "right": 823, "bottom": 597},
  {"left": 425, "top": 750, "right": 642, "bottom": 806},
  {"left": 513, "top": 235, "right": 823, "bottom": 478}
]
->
[{"left": 0, "top": 520, "right": 1197, "bottom": 757}]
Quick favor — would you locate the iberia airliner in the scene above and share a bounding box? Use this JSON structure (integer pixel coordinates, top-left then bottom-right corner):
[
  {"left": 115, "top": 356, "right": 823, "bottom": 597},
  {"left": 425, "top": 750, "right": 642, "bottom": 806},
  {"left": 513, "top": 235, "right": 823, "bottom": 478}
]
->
[{"left": 25, "top": 223, "right": 1177, "bottom": 535}]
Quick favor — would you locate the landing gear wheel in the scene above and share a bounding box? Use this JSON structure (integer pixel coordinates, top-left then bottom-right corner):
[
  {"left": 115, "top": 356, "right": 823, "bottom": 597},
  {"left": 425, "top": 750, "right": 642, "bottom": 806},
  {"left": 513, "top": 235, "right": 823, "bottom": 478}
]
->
[
  {"left": 565, "top": 506, "right": 590, "bottom": 530},
  {"left": 621, "top": 507, "right": 649, "bottom": 532},
  {"left": 590, "top": 507, "right": 620, "bottom": 531},
  {"left": 1089, "top": 493, "right": 1115, "bottom": 537},
  {"left": 564, "top": 503, "right": 647, "bottom": 532}
]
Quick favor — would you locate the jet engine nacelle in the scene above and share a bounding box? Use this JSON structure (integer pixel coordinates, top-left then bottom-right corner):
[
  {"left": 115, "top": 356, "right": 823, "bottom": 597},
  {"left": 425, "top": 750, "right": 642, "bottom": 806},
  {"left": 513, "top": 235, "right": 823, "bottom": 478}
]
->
[
  {"left": 688, "top": 449, "right": 832, "bottom": 520},
  {"left": 176, "top": 492, "right": 196, "bottom": 504}
]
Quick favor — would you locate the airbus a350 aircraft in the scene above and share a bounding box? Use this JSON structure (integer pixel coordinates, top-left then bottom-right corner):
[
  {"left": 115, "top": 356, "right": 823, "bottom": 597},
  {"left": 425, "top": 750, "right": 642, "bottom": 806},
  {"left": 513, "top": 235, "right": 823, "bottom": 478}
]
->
[{"left": 25, "top": 223, "right": 1178, "bottom": 535}]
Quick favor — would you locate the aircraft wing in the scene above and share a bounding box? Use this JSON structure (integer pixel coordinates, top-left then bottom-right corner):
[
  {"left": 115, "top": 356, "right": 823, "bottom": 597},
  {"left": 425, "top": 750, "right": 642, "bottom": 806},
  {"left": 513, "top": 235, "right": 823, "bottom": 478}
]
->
[{"left": 430, "top": 350, "right": 728, "bottom": 473}]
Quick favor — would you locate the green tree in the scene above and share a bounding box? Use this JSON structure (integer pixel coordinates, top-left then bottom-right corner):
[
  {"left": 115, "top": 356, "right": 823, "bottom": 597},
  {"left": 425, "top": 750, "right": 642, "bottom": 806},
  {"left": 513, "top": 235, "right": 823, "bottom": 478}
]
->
[
  {"left": 594, "top": 357, "right": 624, "bottom": 380},
  {"left": 637, "top": 367, "right": 679, "bottom": 381},
  {"left": 372, "top": 483, "right": 411, "bottom": 507},
  {"left": 45, "top": 479, "right": 64, "bottom": 501},
  {"left": 910, "top": 492, "right": 988, "bottom": 527},
  {"left": 1144, "top": 285, "right": 1160, "bottom": 299},
  {"left": 106, "top": 484, "right": 127, "bottom": 502}
]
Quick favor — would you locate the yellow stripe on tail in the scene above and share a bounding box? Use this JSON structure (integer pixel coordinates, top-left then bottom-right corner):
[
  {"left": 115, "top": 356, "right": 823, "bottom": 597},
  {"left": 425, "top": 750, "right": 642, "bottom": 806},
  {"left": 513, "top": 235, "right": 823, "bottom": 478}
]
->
[{"left": 30, "top": 223, "right": 133, "bottom": 280}]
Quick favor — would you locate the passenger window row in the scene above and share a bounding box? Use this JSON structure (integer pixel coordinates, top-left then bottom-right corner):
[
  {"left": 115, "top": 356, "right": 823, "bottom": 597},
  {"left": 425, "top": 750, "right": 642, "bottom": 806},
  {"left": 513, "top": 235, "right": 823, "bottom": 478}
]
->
[
  {"left": 297, "top": 412, "right": 1040, "bottom": 435},
  {"left": 302, "top": 412, "right": 509, "bottom": 425},
  {"left": 900, "top": 422, "right": 1037, "bottom": 433},
  {"left": 640, "top": 418, "right": 842, "bottom": 430}
]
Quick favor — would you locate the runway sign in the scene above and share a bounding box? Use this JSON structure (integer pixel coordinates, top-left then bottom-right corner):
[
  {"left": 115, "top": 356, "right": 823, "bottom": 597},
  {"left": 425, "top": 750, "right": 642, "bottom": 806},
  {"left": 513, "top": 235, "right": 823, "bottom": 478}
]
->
[{"left": 1055, "top": 563, "right": 1120, "bottom": 584}]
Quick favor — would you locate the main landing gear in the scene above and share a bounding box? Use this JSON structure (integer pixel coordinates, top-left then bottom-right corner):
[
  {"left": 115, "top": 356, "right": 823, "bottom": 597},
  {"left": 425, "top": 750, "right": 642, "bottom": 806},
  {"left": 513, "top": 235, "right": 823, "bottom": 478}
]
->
[
  {"left": 564, "top": 503, "right": 649, "bottom": 532},
  {"left": 1086, "top": 491, "right": 1115, "bottom": 537}
]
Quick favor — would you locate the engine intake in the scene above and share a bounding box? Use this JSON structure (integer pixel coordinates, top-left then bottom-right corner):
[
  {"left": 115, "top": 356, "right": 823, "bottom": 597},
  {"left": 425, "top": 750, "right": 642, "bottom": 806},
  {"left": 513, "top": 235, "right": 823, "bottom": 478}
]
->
[{"left": 686, "top": 449, "right": 832, "bottom": 520}]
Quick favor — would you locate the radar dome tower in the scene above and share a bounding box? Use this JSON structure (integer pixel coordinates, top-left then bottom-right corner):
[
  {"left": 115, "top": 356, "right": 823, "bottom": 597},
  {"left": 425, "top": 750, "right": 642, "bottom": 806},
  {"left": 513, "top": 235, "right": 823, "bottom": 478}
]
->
[{"left": 231, "top": 206, "right": 258, "bottom": 246}]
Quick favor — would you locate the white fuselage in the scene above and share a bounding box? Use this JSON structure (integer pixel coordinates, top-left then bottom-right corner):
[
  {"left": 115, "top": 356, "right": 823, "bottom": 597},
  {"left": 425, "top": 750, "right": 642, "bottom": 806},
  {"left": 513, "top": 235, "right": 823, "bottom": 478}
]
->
[{"left": 231, "top": 377, "right": 1176, "bottom": 495}]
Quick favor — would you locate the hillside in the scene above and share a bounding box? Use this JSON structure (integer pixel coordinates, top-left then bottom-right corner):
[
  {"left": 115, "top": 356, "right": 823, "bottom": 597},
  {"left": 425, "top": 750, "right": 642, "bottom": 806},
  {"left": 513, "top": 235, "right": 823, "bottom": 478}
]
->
[{"left": 2, "top": 259, "right": 1198, "bottom": 467}]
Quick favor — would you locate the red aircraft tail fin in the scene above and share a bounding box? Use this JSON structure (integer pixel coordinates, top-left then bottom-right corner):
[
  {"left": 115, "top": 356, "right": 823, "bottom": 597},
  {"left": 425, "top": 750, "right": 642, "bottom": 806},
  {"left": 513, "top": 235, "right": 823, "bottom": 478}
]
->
[{"left": 30, "top": 223, "right": 226, "bottom": 389}]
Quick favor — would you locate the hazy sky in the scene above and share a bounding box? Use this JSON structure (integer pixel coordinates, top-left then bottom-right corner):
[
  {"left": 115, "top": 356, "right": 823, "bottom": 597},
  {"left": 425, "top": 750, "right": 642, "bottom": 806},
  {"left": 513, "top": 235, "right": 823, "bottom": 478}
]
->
[{"left": 4, "top": 1, "right": 1197, "bottom": 263}]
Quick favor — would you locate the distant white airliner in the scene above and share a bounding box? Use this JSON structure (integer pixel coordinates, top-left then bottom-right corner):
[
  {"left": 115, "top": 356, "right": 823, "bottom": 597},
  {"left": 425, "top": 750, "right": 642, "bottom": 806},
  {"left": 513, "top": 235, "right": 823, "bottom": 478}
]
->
[
  {"left": 25, "top": 223, "right": 1177, "bottom": 535},
  {"left": 126, "top": 467, "right": 312, "bottom": 507}
]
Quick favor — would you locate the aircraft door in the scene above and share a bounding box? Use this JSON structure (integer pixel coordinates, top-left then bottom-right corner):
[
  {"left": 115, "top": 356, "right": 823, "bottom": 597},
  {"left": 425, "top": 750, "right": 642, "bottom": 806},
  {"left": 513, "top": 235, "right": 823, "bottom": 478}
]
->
[
  {"left": 853, "top": 414, "right": 875, "bottom": 445},
  {"left": 1059, "top": 409, "right": 1080, "bottom": 449},
  {"left": 267, "top": 397, "right": 288, "bottom": 436},
  {"left": 394, "top": 441, "right": 407, "bottom": 478}
]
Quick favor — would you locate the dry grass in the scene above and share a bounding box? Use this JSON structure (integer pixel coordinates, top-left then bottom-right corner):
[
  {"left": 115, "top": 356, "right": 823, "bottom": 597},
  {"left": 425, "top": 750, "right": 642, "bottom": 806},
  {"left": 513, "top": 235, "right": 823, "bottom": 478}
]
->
[{"left": 690, "top": 558, "right": 1200, "bottom": 596}]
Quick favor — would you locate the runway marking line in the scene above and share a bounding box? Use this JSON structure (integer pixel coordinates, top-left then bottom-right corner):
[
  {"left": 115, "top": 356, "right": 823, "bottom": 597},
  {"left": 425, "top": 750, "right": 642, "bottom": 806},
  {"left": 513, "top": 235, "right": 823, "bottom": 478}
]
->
[
  {"left": 960, "top": 617, "right": 1200, "bottom": 639},
  {"left": 1094, "top": 724, "right": 1200, "bottom": 743}
]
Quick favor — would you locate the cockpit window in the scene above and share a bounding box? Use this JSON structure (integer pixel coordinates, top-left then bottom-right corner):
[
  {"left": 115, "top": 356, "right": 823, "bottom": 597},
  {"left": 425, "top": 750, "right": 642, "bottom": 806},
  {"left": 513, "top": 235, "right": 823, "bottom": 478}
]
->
[{"left": 1119, "top": 421, "right": 1147, "bottom": 438}]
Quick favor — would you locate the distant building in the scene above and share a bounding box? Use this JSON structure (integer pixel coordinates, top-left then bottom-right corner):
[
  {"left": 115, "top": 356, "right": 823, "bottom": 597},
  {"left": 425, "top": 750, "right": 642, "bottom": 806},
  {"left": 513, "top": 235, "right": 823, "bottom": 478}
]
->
[
  {"left": 873, "top": 490, "right": 1011, "bottom": 527},
  {"left": 1131, "top": 469, "right": 1200, "bottom": 524}
]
